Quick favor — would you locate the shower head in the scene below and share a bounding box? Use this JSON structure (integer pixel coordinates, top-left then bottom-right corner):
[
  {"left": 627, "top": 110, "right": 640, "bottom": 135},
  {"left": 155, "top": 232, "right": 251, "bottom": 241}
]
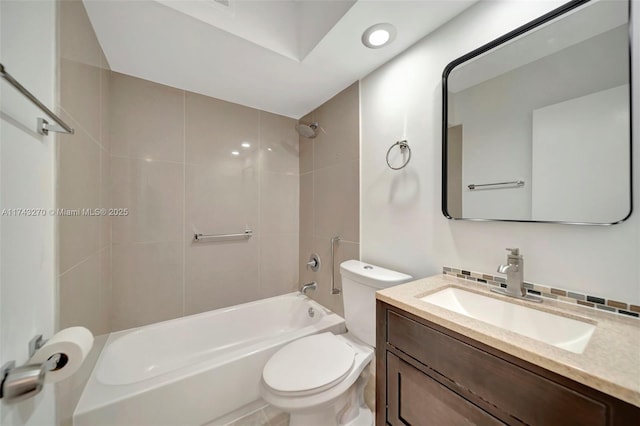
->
[{"left": 295, "top": 122, "right": 319, "bottom": 139}]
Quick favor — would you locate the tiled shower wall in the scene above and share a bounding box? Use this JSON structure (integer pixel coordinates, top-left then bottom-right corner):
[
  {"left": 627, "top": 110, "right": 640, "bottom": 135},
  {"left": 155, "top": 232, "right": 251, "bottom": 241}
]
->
[
  {"left": 109, "top": 73, "right": 300, "bottom": 331},
  {"left": 299, "top": 83, "right": 360, "bottom": 317},
  {"left": 57, "top": 0, "right": 111, "bottom": 336},
  {"left": 56, "top": 0, "right": 355, "bottom": 341},
  {"left": 55, "top": 1, "right": 111, "bottom": 425}
]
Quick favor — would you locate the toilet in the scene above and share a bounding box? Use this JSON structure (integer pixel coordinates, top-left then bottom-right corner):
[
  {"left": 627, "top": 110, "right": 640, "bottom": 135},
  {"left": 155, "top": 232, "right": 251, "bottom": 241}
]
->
[{"left": 260, "top": 260, "right": 412, "bottom": 426}]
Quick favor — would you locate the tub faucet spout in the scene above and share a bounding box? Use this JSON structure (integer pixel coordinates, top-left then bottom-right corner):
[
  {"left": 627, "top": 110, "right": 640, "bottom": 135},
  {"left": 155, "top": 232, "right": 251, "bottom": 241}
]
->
[{"left": 301, "top": 282, "right": 317, "bottom": 295}]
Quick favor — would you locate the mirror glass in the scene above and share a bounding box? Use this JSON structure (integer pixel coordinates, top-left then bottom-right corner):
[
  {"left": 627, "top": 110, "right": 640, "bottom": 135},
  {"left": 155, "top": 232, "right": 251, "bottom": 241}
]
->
[{"left": 443, "top": 0, "right": 631, "bottom": 224}]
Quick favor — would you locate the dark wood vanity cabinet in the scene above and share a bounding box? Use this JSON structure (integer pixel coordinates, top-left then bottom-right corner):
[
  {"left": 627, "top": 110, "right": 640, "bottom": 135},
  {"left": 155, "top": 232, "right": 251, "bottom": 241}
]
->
[{"left": 376, "top": 301, "right": 640, "bottom": 426}]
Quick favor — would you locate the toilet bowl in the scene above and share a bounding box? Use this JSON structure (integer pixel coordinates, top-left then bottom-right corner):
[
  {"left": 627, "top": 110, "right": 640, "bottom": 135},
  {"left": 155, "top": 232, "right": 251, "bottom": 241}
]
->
[{"left": 260, "top": 260, "right": 412, "bottom": 426}]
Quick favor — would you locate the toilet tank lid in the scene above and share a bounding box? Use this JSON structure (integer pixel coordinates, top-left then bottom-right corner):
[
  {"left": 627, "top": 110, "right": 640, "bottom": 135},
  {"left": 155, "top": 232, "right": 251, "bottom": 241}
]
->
[{"left": 339, "top": 260, "right": 412, "bottom": 289}]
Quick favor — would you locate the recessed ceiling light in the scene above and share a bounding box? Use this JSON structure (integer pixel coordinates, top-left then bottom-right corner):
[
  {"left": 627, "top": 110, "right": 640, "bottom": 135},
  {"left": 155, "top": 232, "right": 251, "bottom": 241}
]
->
[
  {"left": 231, "top": 150, "right": 240, "bottom": 156},
  {"left": 241, "top": 142, "right": 251, "bottom": 148},
  {"left": 362, "top": 23, "right": 396, "bottom": 49}
]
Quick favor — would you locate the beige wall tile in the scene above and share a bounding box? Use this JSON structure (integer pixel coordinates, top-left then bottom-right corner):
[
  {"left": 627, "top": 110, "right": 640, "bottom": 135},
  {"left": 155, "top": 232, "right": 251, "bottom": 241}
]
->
[
  {"left": 56, "top": 10, "right": 112, "bottom": 426},
  {"left": 260, "top": 233, "right": 299, "bottom": 298},
  {"left": 261, "top": 172, "right": 299, "bottom": 234},
  {"left": 185, "top": 91, "right": 259, "bottom": 166},
  {"left": 188, "top": 137, "right": 259, "bottom": 179},
  {"left": 110, "top": 72, "right": 184, "bottom": 162},
  {"left": 298, "top": 84, "right": 360, "bottom": 316},
  {"left": 99, "top": 150, "right": 110, "bottom": 249},
  {"left": 57, "top": 2, "right": 112, "bottom": 394},
  {"left": 260, "top": 112, "right": 299, "bottom": 175},
  {"left": 99, "top": 60, "right": 111, "bottom": 152},
  {"left": 99, "top": 248, "right": 112, "bottom": 333},
  {"left": 111, "top": 157, "right": 184, "bottom": 244},
  {"left": 106, "top": 74, "right": 302, "bottom": 330},
  {"left": 186, "top": 162, "right": 259, "bottom": 239},
  {"left": 59, "top": 253, "right": 106, "bottom": 335},
  {"left": 60, "top": 58, "right": 101, "bottom": 142},
  {"left": 312, "top": 83, "right": 359, "bottom": 170},
  {"left": 305, "top": 237, "right": 360, "bottom": 317},
  {"left": 313, "top": 160, "right": 359, "bottom": 242},
  {"left": 298, "top": 112, "right": 314, "bottom": 174},
  {"left": 57, "top": 116, "right": 100, "bottom": 272},
  {"left": 185, "top": 238, "right": 260, "bottom": 315},
  {"left": 299, "top": 233, "right": 316, "bottom": 287},
  {"left": 299, "top": 172, "right": 314, "bottom": 237},
  {"left": 111, "top": 242, "right": 183, "bottom": 331},
  {"left": 58, "top": 0, "right": 101, "bottom": 67}
]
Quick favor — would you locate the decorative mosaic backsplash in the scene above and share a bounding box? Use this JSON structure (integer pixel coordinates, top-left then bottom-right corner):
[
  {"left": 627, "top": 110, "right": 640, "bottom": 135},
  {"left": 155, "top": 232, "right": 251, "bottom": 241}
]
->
[{"left": 443, "top": 267, "right": 640, "bottom": 320}]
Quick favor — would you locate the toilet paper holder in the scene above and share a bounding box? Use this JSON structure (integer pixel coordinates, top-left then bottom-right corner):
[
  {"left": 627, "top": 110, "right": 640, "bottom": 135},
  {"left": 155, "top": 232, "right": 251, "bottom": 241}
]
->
[
  {"left": 29, "top": 334, "right": 47, "bottom": 358},
  {"left": 29, "top": 334, "right": 66, "bottom": 371},
  {"left": 0, "top": 334, "right": 63, "bottom": 403}
]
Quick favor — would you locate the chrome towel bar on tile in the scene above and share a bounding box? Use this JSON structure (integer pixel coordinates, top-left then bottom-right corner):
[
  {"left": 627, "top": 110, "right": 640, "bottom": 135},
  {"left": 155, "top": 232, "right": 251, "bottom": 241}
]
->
[
  {"left": 0, "top": 63, "right": 75, "bottom": 135},
  {"left": 468, "top": 180, "right": 524, "bottom": 190},
  {"left": 194, "top": 229, "right": 253, "bottom": 241}
]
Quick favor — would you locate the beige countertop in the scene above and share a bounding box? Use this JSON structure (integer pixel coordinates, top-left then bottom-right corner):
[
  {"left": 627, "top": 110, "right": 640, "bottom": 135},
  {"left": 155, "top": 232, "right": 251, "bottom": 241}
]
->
[{"left": 376, "top": 274, "right": 640, "bottom": 407}]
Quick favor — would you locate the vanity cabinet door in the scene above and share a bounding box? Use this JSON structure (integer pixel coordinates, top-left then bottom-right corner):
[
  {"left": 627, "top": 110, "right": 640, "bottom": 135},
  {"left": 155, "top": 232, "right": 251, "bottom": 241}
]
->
[
  {"left": 386, "top": 352, "right": 505, "bottom": 426},
  {"left": 386, "top": 310, "right": 609, "bottom": 426},
  {"left": 377, "top": 302, "right": 640, "bottom": 426}
]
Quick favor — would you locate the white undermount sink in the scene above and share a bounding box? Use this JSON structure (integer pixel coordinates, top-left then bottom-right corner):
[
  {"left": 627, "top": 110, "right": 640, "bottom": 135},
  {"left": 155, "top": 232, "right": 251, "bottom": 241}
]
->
[{"left": 420, "top": 287, "right": 596, "bottom": 354}]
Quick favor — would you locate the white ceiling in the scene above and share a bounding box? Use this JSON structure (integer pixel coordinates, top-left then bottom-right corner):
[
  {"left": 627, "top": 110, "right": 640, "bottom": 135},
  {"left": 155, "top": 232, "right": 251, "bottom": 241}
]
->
[
  {"left": 449, "top": 0, "right": 628, "bottom": 93},
  {"left": 84, "top": 0, "right": 477, "bottom": 118}
]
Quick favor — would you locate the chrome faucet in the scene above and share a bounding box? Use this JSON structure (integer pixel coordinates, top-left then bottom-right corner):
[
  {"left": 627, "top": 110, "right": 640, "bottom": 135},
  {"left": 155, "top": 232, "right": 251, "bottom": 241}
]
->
[
  {"left": 498, "top": 248, "right": 524, "bottom": 297},
  {"left": 491, "top": 248, "right": 541, "bottom": 303},
  {"left": 300, "top": 281, "right": 317, "bottom": 295}
]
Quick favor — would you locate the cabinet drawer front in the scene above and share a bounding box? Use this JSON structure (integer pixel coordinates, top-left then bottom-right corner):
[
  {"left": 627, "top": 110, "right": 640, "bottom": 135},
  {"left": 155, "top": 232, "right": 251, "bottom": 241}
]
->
[
  {"left": 387, "top": 311, "right": 607, "bottom": 426},
  {"left": 387, "top": 352, "right": 504, "bottom": 426}
]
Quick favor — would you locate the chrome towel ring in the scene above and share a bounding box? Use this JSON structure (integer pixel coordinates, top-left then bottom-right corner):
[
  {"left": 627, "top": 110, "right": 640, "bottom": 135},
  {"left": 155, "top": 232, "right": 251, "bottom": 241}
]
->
[{"left": 386, "top": 140, "right": 411, "bottom": 170}]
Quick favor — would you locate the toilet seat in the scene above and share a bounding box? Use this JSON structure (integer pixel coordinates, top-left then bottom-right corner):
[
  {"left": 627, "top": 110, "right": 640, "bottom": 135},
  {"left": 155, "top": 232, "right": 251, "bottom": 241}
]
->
[
  {"left": 260, "top": 332, "right": 374, "bottom": 416},
  {"left": 262, "top": 333, "right": 356, "bottom": 397}
]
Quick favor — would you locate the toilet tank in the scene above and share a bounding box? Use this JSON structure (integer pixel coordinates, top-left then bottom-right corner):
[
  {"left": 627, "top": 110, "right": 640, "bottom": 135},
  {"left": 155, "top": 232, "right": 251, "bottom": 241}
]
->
[{"left": 340, "top": 260, "right": 412, "bottom": 347}]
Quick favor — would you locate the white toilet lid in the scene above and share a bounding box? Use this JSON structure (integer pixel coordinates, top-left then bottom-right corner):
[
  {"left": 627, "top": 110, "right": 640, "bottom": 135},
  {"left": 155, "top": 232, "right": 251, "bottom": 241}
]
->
[{"left": 262, "top": 333, "right": 355, "bottom": 394}]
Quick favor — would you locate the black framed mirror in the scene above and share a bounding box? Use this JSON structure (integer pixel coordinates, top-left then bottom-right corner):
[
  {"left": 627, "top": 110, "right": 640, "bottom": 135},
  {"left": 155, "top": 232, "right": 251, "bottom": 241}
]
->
[{"left": 442, "top": 0, "right": 632, "bottom": 225}]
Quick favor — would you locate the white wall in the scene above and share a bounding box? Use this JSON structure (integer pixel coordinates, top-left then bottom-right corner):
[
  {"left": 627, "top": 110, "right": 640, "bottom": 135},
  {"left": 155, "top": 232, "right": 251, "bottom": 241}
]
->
[
  {"left": 0, "top": 0, "right": 57, "bottom": 424},
  {"left": 531, "top": 85, "right": 630, "bottom": 223},
  {"left": 451, "top": 25, "right": 628, "bottom": 220},
  {"left": 361, "top": 0, "right": 640, "bottom": 304}
]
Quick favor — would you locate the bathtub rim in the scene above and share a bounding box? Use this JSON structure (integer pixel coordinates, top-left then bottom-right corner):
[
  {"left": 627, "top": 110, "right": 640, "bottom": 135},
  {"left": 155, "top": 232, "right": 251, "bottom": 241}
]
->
[{"left": 74, "top": 292, "right": 346, "bottom": 417}]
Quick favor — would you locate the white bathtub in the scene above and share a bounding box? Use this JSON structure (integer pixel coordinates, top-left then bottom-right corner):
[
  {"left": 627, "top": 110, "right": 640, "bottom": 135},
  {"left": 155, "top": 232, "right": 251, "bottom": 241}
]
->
[{"left": 74, "top": 293, "right": 345, "bottom": 426}]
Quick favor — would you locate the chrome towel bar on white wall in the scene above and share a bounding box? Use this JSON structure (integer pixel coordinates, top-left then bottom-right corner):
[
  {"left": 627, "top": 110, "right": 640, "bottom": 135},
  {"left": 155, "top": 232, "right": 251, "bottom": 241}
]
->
[
  {"left": 468, "top": 180, "right": 525, "bottom": 190},
  {"left": 0, "top": 63, "right": 75, "bottom": 135}
]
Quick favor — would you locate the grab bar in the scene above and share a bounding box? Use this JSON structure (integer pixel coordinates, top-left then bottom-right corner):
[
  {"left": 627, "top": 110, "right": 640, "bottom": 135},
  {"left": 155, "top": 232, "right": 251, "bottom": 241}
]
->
[
  {"left": 0, "top": 63, "right": 75, "bottom": 135},
  {"left": 330, "top": 236, "right": 341, "bottom": 295},
  {"left": 468, "top": 180, "right": 524, "bottom": 190},
  {"left": 194, "top": 229, "right": 253, "bottom": 241}
]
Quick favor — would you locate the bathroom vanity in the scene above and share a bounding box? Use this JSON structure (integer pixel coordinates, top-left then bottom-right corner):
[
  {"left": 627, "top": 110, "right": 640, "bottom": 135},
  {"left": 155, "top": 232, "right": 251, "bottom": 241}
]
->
[{"left": 375, "top": 276, "right": 640, "bottom": 425}]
